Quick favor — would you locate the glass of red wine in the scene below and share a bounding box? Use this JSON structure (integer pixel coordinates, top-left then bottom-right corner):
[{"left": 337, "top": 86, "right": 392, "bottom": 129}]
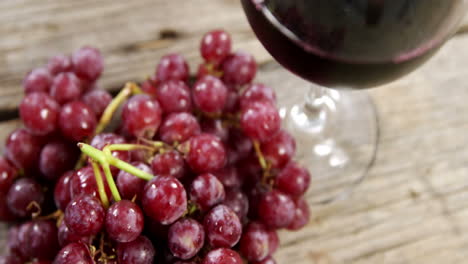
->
[{"left": 242, "top": 0, "right": 467, "bottom": 203}]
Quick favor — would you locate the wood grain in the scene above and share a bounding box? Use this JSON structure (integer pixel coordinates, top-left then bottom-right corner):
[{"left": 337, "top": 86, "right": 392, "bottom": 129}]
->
[
  {"left": 1, "top": 1, "right": 468, "bottom": 263},
  {"left": 0, "top": 0, "right": 269, "bottom": 116},
  {"left": 0, "top": 1, "right": 466, "bottom": 117}
]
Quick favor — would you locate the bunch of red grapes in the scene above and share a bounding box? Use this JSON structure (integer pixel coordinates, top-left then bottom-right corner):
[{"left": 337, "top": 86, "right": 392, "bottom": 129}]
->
[{"left": 0, "top": 30, "right": 311, "bottom": 264}]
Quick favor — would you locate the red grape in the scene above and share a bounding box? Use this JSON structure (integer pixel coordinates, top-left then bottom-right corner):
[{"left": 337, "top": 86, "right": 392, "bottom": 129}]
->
[
  {"left": 47, "top": 54, "right": 72, "bottom": 75},
  {"left": 159, "top": 112, "right": 200, "bottom": 145},
  {"left": 70, "top": 170, "right": 111, "bottom": 209},
  {"left": 156, "top": 54, "right": 189, "bottom": 82},
  {"left": 276, "top": 161, "right": 311, "bottom": 197},
  {"left": 141, "top": 79, "right": 157, "bottom": 97},
  {"left": 168, "top": 218, "right": 205, "bottom": 260},
  {"left": 253, "top": 256, "right": 277, "bottom": 264},
  {"left": 155, "top": 80, "right": 192, "bottom": 113},
  {"left": 151, "top": 150, "right": 185, "bottom": 179},
  {"left": 268, "top": 230, "right": 279, "bottom": 255},
  {"left": 190, "top": 173, "right": 225, "bottom": 211},
  {"left": 222, "top": 51, "right": 257, "bottom": 86},
  {"left": 128, "top": 139, "right": 151, "bottom": 163},
  {"left": 240, "top": 100, "right": 280, "bottom": 142},
  {"left": 204, "top": 204, "right": 242, "bottom": 248},
  {"left": 50, "top": 72, "right": 82, "bottom": 105},
  {"left": 202, "top": 248, "right": 243, "bottom": 264},
  {"left": 7, "top": 178, "right": 44, "bottom": 218},
  {"left": 5, "top": 128, "right": 42, "bottom": 170},
  {"left": 261, "top": 130, "right": 296, "bottom": 169},
  {"left": 10, "top": 225, "right": 24, "bottom": 258},
  {"left": 223, "top": 189, "right": 249, "bottom": 221},
  {"left": 186, "top": 134, "right": 226, "bottom": 173},
  {"left": 70, "top": 166, "right": 104, "bottom": 199},
  {"left": 142, "top": 176, "right": 187, "bottom": 225},
  {"left": 105, "top": 200, "right": 144, "bottom": 243},
  {"left": 53, "top": 242, "right": 93, "bottom": 264},
  {"left": 90, "top": 133, "right": 130, "bottom": 173},
  {"left": 54, "top": 171, "right": 74, "bottom": 211},
  {"left": 59, "top": 101, "right": 97, "bottom": 141},
  {"left": 81, "top": 81, "right": 99, "bottom": 93},
  {"left": 0, "top": 194, "right": 16, "bottom": 222},
  {"left": 116, "top": 236, "right": 155, "bottom": 264},
  {"left": 240, "top": 222, "right": 270, "bottom": 262},
  {"left": 213, "top": 166, "right": 242, "bottom": 189},
  {"left": 226, "top": 148, "right": 241, "bottom": 167},
  {"left": 58, "top": 220, "right": 90, "bottom": 247},
  {"left": 0, "top": 157, "right": 18, "bottom": 193},
  {"left": 90, "top": 133, "right": 127, "bottom": 153},
  {"left": 72, "top": 46, "right": 104, "bottom": 82},
  {"left": 224, "top": 87, "right": 240, "bottom": 113},
  {"left": 258, "top": 190, "right": 295, "bottom": 229},
  {"left": 23, "top": 68, "right": 52, "bottom": 94},
  {"left": 246, "top": 184, "right": 267, "bottom": 220},
  {"left": 81, "top": 89, "right": 112, "bottom": 117},
  {"left": 64, "top": 194, "right": 105, "bottom": 236},
  {"left": 237, "top": 154, "right": 262, "bottom": 182},
  {"left": 240, "top": 83, "right": 276, "bottom": 109},
  {"left": 6, "top": 225, "right": 20, "bottom": 256},
  {"left": 200, "top": 118, "right": 229, "bottom": 143},
  {"left": 200, "top": 30, "right": 232, "bottom": 64},
  {"left": 17, "top": 220, "right": 59, "bottom": 260},
  {"left": 287, "top": 198, "right": 310, "bottom": 231},
  {"left": 20, "top": 92, "right": 60, "bottom": 135},
  {"left": 227, "top": 128, "right": 253, "bottom": 164},
  {"left": 39, "top": 140, "right": 79, "bottom": 181},
  {"left": 116, "top": 162, "right": 151, "bottom": 201},
  {"left": 122, "top": 94, "right": 162, "bottom": 138},
  {"left": 193, "top": 75, "right": 228, "bottom": 113}
]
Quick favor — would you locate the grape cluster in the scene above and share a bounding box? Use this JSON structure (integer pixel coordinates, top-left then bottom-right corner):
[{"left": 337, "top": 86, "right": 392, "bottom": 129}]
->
[{"left": 0, "top": 30, "right": 311, "bottom": 264}]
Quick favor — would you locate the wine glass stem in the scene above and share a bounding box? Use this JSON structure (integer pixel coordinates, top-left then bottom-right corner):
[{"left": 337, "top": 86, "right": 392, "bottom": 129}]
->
[
  {"left": 305, "top": 86, "right": 330, "bottom": 119},
  {"left": 288, "top": 85, "right": 338, "bottom": 138}
]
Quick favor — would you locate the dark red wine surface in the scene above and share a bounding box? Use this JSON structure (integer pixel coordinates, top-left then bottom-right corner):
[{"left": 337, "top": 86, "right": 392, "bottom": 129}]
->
[{"left": 242, "top": 0, "right": 461, "bottom": 88}]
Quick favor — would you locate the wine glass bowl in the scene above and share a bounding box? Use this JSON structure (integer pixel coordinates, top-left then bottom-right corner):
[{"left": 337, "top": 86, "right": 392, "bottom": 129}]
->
[
  {"left": 243, "top": 0, "right": 467, "bottom": 89},
  {"left": 242, "top": 0, "right": 468, "bottom": 203}
]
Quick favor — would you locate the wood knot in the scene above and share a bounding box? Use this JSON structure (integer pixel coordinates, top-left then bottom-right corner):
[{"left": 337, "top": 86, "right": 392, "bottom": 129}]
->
[{"left": 159, "top": 29, "right": 180, "bottom": 40}]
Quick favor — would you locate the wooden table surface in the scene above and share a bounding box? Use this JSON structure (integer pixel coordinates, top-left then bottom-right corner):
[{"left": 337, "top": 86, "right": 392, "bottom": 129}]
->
[{"left": 1, "top": 1, "right": 468, "bottom": 263}]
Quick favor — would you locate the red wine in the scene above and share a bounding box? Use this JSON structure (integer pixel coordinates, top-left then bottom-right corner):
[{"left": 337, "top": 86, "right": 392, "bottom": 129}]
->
[{"left": 242, "top": 0, "right": 463, "bottom": 88}]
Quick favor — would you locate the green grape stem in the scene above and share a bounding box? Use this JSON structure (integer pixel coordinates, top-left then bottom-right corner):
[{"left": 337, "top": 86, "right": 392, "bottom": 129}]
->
[
  {"left": 78, "top": 143, "right": 154, "bottom": 181},
  {"left": 75, "top": 82, "right": 143, "bottom": 170},
  {"left": 91, "top": 161, "right": 110, "bottom": 208}
]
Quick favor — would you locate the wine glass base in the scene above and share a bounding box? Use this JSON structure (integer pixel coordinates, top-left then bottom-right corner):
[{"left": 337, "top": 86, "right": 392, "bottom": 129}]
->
[{"left": 283, "top": 89, "right": 379, "bottom": 204}]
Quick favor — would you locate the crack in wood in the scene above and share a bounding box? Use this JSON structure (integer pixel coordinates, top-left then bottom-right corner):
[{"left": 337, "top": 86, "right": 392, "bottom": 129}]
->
[
  {"left": 117, "top": 28, "right": 183, "bottom": 54},
  {"left": 418, "top": 171, "right": 463, "bottom": 236},
  {"left": 347, "top": 234, "right": 434, "bottom": 262}
]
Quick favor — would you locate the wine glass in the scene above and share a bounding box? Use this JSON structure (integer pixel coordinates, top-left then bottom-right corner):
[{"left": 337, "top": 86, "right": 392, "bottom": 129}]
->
[{"left": 241, "top": 0, "right": 468, "bottom": 203}]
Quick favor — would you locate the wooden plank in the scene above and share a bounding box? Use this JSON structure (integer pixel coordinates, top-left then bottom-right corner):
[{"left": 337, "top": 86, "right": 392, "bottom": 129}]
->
[
  {"left": 0, "top": 0, "right": 268, "bottom": 115},
  {"left": 1, "top": 1, "right": 468, "bottom": 263},
  {"left": 0, "top": 0, "right": 466, "bottom": 116}
]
